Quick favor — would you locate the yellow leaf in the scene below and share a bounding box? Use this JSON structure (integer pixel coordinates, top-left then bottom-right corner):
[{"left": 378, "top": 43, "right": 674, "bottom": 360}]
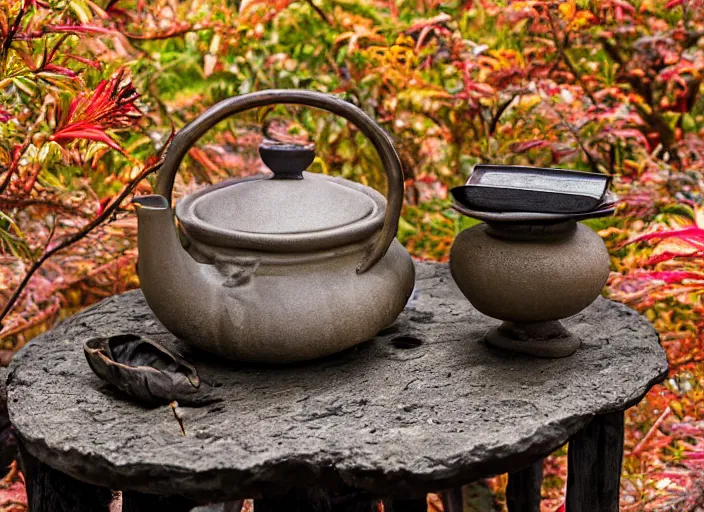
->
[
  {"left": 395, "top": 34, "right": 415, "bottom": 48},
  {"left": 509, "top": 1, "right": 537, "bottom": 11},
  {"left": 559, "top": 0, "right": 576, "bottom": 20},
  {"left": 570, "top": 10, "right": 597, "bottom": 29},
  {"left": 69, "top": 0, "right": 93, "bottom": 23},
  {"left": 517, "top": 94, "right": 542, "bottom": 110},
  {"left": 209, "top": 33, "right": 221, "bottom": 55},
  {"left": 639, "top": 0, "right": 657, "bottom": 12},
  {"left": 12, "top": 76, "right": 35, "bottom": 96}
]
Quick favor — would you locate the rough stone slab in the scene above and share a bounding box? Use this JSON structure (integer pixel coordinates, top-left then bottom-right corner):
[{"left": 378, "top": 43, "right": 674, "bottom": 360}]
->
[{"left": 7, "top": 262, "right": 668, "bottom": 502}]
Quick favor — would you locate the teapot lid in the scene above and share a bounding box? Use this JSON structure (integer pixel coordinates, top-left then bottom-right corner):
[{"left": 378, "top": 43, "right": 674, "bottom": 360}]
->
[{"left": 175, "top": 141, "right": 386, "bottom": 252}]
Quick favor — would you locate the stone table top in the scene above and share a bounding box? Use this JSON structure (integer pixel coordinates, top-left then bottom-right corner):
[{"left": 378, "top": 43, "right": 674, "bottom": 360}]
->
[{"left": 7, "top": 262, "right": 668, "bottom": 502}]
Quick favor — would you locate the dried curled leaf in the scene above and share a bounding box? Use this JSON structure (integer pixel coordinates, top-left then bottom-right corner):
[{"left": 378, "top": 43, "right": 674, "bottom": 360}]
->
[{"left": 84, "top": 334, "right": 217, "bottom": 405}]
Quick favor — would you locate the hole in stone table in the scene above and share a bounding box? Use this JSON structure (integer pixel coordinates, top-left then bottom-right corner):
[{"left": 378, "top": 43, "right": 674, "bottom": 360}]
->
[{"left": 391, "top": 336, "right": 423, "bottom": 349}]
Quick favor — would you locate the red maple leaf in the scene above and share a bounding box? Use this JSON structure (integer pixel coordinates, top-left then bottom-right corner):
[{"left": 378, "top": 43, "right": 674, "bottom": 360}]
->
[{"left": 50, "top": 68, "right": 142, "bottom": 155}]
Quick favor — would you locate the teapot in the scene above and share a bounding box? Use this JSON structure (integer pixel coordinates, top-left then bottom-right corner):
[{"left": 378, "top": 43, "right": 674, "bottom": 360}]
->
[{"left": 133, "top": 90, "right": 415, "bottom": 363}]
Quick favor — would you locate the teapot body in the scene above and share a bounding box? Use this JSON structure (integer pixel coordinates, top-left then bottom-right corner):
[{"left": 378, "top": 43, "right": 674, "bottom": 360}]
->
[{"left": 164, "top": 234, "right": 415, "bottom": 362}]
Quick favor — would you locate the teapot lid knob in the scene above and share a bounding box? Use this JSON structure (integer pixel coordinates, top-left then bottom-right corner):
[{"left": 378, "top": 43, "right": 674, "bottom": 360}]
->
[{"left": 259, "top": 140, "right": 315, "bottom": 180}]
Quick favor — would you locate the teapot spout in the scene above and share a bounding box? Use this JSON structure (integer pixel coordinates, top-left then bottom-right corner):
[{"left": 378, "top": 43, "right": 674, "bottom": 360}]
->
[{"left": 133, "top": 195, "right": 219, "bottom": 341}]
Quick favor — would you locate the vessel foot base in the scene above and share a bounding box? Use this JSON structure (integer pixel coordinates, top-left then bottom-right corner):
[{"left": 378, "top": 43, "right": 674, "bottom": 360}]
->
[{"left": 484, "top": 321, "right": 580, "bottom": 358}]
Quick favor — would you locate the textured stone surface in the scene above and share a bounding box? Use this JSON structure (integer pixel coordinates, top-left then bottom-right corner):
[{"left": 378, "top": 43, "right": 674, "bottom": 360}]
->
[{"left": 7, "top": 262, "right": 667, "bottom": 502}]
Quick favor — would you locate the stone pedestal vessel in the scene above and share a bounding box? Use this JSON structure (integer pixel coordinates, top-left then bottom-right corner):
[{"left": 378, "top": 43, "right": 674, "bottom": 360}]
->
[{"left": 450, "top": 165, "right": 615, "bottom": 358}]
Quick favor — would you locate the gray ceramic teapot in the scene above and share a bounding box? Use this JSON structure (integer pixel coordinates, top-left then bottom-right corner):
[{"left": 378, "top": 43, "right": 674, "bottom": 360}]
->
[{"left": 133, "top": 90, "right": 415, "bottom": 363}]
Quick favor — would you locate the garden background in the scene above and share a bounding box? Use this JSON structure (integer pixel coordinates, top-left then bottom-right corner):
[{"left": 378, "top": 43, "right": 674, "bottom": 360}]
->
[{"left": 2, "top": 0, "right": 704, "bottom": 510}]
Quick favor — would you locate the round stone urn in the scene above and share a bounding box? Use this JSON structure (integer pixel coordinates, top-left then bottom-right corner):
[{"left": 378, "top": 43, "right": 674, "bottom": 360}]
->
[{"left": 450, "top": 219, "right": 611, "bottom": 357}]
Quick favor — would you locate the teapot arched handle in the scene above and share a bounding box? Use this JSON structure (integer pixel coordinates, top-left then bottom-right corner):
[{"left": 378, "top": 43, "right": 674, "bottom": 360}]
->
[{"left": 155, "top": 90, "right": 405, "bottom": 274}]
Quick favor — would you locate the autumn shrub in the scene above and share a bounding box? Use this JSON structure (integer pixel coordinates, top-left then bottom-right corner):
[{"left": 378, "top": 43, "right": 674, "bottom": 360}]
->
[{"left": 2, "top": 0, "right": 704, "bottom": 510}]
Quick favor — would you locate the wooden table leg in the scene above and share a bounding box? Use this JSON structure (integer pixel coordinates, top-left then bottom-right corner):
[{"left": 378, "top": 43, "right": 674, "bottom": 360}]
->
[
  {"left": 18, "top": 442, "right": 113, "bottom": 512},
  {"left": 223, "top": 501, "right": 245, "bottom": 512},
  {"left": 566, "top": 410, "right": 624, "bottom": 512},
  {"left": 382, "top": 497, "right": 427, "bottom": 512},
  {"left": 257, "top": 489, "right": 378, "bottom": 512},
  {"left": 506, "top": 459, "right": 543, "bottom": 512},
  {"left": 121, "top": 491, "right": 197, "bottom": 512},
  {"left": 440, "top": 489, "right": 462, "bottom": 512}
]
